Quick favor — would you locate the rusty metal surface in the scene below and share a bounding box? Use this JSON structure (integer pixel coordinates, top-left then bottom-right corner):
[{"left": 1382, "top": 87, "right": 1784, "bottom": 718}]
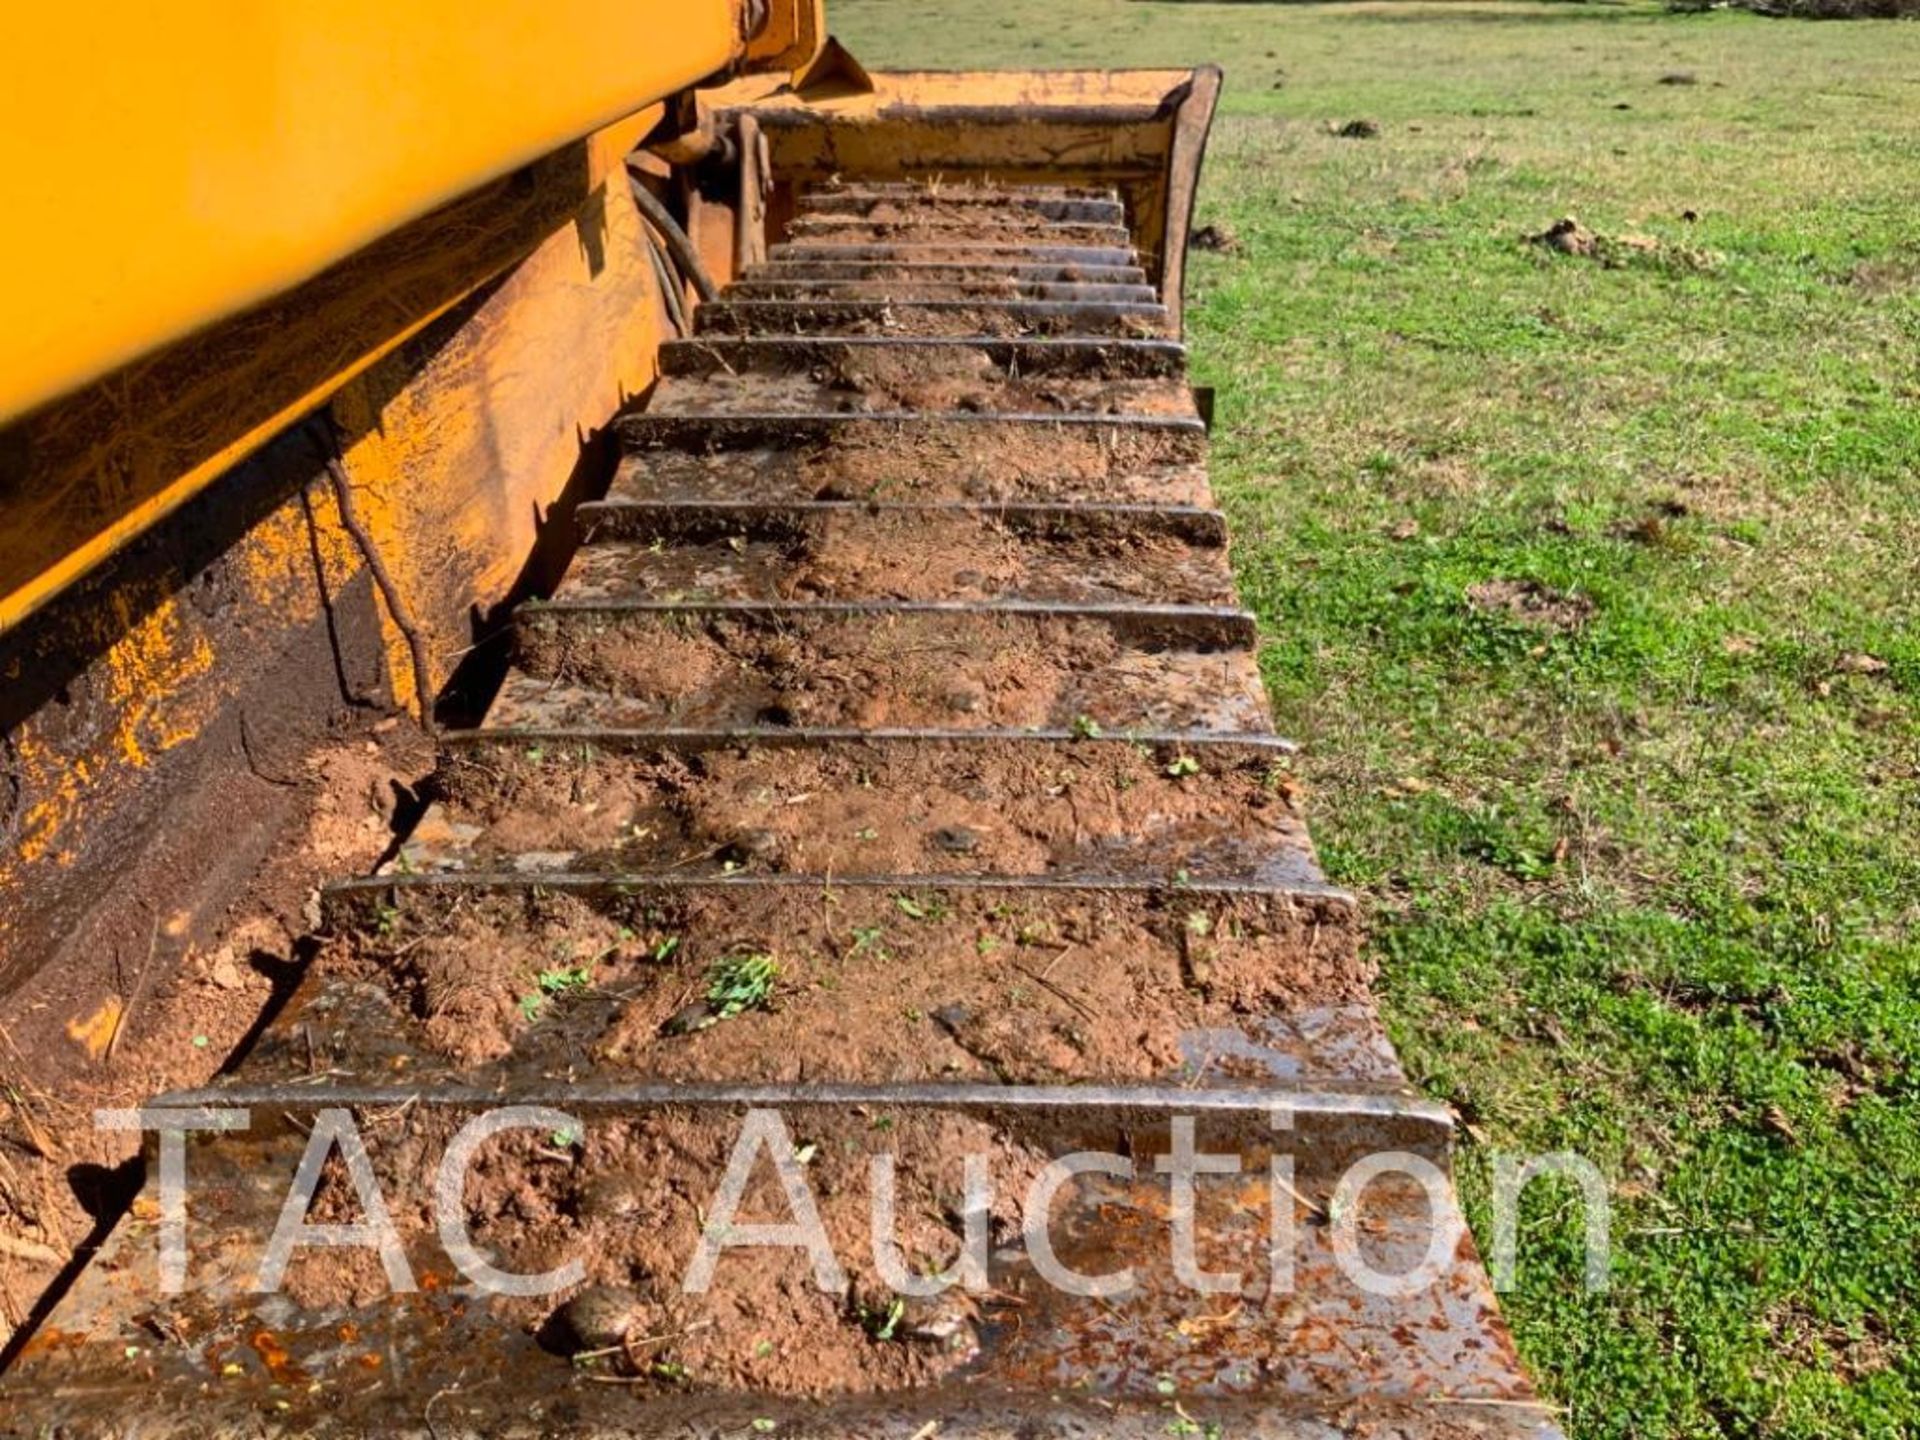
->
[
  {"left": 618, "top": 408, "right": 1201, "bottom": 442},
  {"left": 656, "top": 335, "right": 1184, "bottom": 379},
  {"left": 552, "top": 529, "right": 1230, "bottom": 607},
  {"left": 576, "top": 499, "right": 1230, "bottom": 545},
  {"left": 329, "top": 868, "right": 1351, "bottom": 901},
  {"left": 769, "top": 242, "right": 1141, "bottom": 265},
  {"left": 784, "top": 217, "right": 1134, "bottom": 246},
  {"left": 726, "top": 279, "right": 1160, "bottom": 302},
  {"left": 744, "top": 260, "right": 1151, "bottom": 283},
  {"left": 505, "top": 629, "right": 1275, "bottom": 731},
  {"left": 394, "top": 732, "right": 1323, "bottom": 885},
  {"left": 802, "top": 193, "right": 1128, "bottom": 225},
  {"left": 1155, "top": 65, "right": 1223, "bottom": 329},
  {"left": 524, "top": 594, "right": 1253, "bottom": 632},
  {"left": 693, "top": 297, "right": 1172, "bottom": 337},
  {"left": 727, "top": 67, "right": 1222, "bottom": 309},
  {"left": 437, "top": 712, "right": 1290, "bottom": 751},
  {"left": 800, "top": 181, "right": 1122, "bottom": 197},
  {"left": 2, "top": 1094, "right": 1546, "bottom": 1438},
  {"left": 643, "top": 370, "right": 1192, "bottom": 418},
  {"left": 474, "top": 671, "right": 1272, "bottom": 744},
  {"left": 598, "top": 444, "right": 1215, "bottom": 506},
  {"left": 163, "top": 968, "right": 1436, "bottom": 1128}
]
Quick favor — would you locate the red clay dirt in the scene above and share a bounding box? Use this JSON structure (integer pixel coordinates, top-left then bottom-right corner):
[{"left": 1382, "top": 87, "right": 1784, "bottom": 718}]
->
[
  {"left": 321, "top": 882, "right": 1366, "bottom": 1081},
  {"left": 699, "top": 302, "right": 1170, "bottom": 340},
  {"left": 603, "top": 426, "right": 1210, "bottom": 507},
  {"left": 513, "top": 610, "right": 1269, "bottom": 733},
  {"left": 424, "top": 736, "right": 1305, "bottom": 881},
  {"left": 562, "top": 510, "right": 1232, "bottom": 606},
  {"left": 288, "top": 1104, "right": 1051, "bottom": 1395},
  {"left": 651, "top": 367, "right": 1193, "bottom": 418},
  {"left": 0, "top": 716, "right": 432, "bottom": 1349}
]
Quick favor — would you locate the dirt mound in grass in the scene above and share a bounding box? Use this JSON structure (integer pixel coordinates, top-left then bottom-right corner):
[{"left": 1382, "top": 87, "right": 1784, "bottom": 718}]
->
[
  {"left": 1466, "top": 579, "right": 1594, "bottom": 633},
  {"left": 1526, "top": 216, "right": 1719, "bottom": 274}
]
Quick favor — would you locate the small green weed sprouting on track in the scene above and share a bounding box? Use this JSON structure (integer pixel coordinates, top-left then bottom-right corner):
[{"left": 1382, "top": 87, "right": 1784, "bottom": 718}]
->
[{"left": 705, "top": 952, "right": 779, "bottom": 1019}]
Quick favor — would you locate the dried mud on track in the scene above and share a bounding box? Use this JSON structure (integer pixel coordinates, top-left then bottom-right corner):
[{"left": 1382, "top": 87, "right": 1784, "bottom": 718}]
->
[
  {"left": 652, "top": 367, "right": 1192, "bottom": 418},
  {"left": 320, "top": 882, "right": 1366, "bottom": 1079},
  {"left": 603, "top": 423, "right": 1210, "bottom": 507},
  {"left": 697, "top": 301, "right": 1170, "bottom": 340},
  {"left": 426, "top": 736, "right": 1309, "bottom": 882},
  {"left": 514, "top": 609, "right": 1267, "bottom": 733},
  {"left": 741, "top": 261, "right": 1148, "bottom": 286},
  {"left": 0, "top": 718, "right": 432, "bottom": 1349},
  {"left": 659, "top": 336, "right": 1183, "bottom": 384},
  {"left": 784, "top": 219, "right": 1131, "bottom": 247},
  {"left": 800, "top": 195, "right": 1122, "bottom": 226},
  {"left": 286, "top": 1104, "right": 1051, "bottom": 1395},
  {"left": 563, "top": 508, "right": 1233, "bottom": 606},
  {"left": 0, "top": 176, "right": 1532, "bottom": 1431}
]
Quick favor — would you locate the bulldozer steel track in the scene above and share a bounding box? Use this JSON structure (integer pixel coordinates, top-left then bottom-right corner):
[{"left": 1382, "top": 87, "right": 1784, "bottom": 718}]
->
[{"left": 0, "top": 179, "right": 1558, "bottom": 1440}]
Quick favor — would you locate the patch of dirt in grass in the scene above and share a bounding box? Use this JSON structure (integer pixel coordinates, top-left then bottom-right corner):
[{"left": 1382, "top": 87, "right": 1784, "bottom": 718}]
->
[
  {"left": 1525, "top": 217, "right": 1719, "bottom": 273},
  {"left": 1847, "top": 255, "right": 1920, "bottom": 295},
  {"left": 1190, "top": 222, "right": 1239, "bottom": 254},
  {"left": 1833, "top": 651, "right": 1890, "bottom": 677},
  {"left": 1466, "top": 579, "right": 1595, "bottom": 632},
  {"left": 1611, "top": 499, "right": 1697, "bottom": 551},
  {"left": 1767, "top": 1301, "right": 1896, "bottom": 1382},
  {"left": 1406, "top": 456, "right": 1482, "bottom": 498}
]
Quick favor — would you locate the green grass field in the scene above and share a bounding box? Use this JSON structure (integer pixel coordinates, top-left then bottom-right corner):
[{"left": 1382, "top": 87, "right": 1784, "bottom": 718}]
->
[{"left": 833, "top": 3, "right": 1920, "bottom": 1435}]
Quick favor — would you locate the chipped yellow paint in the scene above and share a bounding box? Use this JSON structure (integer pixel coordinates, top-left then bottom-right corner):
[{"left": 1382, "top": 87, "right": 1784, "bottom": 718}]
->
[
  {"left": 5, "top": 470, "right": 373, "bottom": 882},
  {"left": 8, "top": 590, "right": 217, "bottom": 869},
  {"left": 98, "top": 593, "right": 219, "bottom": 770},
  {"left": 12, "top": 730, "right": 89, "bottom": 868},
  {"left": 229, "top": 489, "right": 362, "bottom": 613},
  {"left": 66, "top": 996, "right": 122, "bottom": 1060}
]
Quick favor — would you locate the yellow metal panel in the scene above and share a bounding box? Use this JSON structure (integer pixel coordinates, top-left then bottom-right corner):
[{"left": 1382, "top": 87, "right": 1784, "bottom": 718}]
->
[
  {"left": 731, "top": 66, "right": 1199, "bottom": 112},
  {"left": 744, "top": 0, "right": 826, "bottom": 71},
  {"left": 0, "top": 1, "right": 743, "bottom": 422},
  {"left": 0, "top": 141, "right": 605, "bottom": 634}
]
